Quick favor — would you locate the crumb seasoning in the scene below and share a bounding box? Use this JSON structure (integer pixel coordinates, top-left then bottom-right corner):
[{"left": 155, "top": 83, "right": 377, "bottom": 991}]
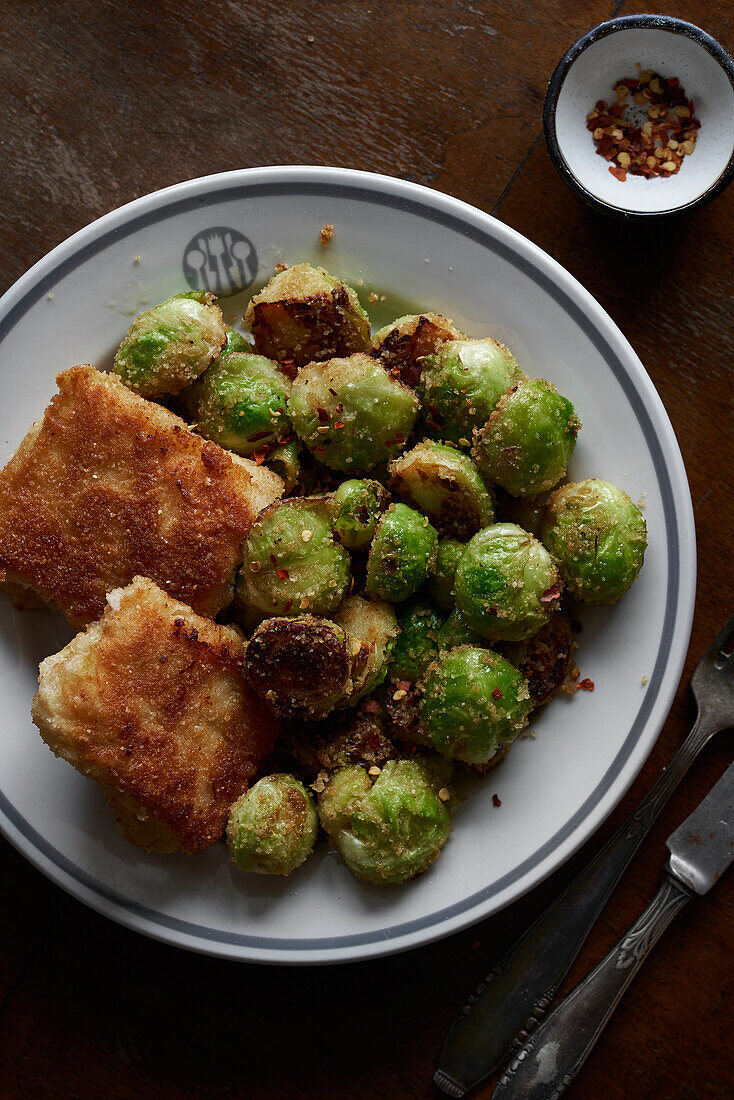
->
[{"left": 587, "top": 70, "right": 700, "bottom": 182}]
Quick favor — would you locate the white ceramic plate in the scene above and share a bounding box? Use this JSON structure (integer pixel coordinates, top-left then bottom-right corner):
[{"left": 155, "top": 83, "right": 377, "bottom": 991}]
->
[{"left": 0, "top": 167, "right": 695, "bottom": 964}]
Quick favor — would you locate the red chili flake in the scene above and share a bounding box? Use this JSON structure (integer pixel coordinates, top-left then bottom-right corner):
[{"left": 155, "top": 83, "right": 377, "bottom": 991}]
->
[
  {"left": 492, "top": 794, "right": 502, "bottom": 807},
  {"left": 279, "top": 359, "right": 298, "bottom": 380},
  {"left": 364, "top": 699, "right": 380, "bottom": 715},
  {"left": 277, "top": 568, "right": 290, "bottom": 581},
  {"left": 334, "top": 420, "right": 345, "bottom": 429},
  {"left": 579, "top": 678, "right": 595, "bottom": 691},
  {"left": 491, "top": 687, "right": 503, "bottom": 700},
  {"left": 541, "top": 584, "right": 561, "bottom": 603},
  {"left": 426, "top": 420, "right": 441, "bottom": 432},
  {"left": 283, "top": 599, "right": 293, "bottom": 614},
  {"left": 252, "top": 449, "right": 268, "bottom": 465},
  {"left": 269, "top": 553, "right": 277, "bottom": 565},
  {"left": 609, "top": 166, "right": 627, "bottom": 182},
  {"left": 397, "top": 680, "right": 412, "bottom": 692},
  {"left": 247, "top": 429, "right": 271, "bottom": 442},
  {"left": 328, "top": 387, "right": 338, "bottom": 396}
]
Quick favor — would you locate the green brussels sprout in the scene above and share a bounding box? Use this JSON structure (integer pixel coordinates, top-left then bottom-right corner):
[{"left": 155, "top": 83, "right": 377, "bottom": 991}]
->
[
  {"left": 454, "top": 522, "right": 562, "bottom": 641},
  {"left": 245, "top": 263, "right": 370, "bottom": 366},
  {"left": 289, "top": 354, "right": 419, "bottom": 471},
  {"left": 227, "top": 774, "right": 318, "bottom": 875},
  {"left": 419, "top": 338, "right": 525, "bottom": 447},
  {"left": 194, "top": 352, "right": 291, "bottom": 456},
  {"left": 389, "top": 600, "right": 445, "bottom": 683},
  {"left": 366, "top": 503, "right": 438, "bottom": 603},
  {"left": 499, "top": 613, "right": 576, "bottom": 709},
  {"left": 541, "top": 480, "right": 647, "bottom": 604},
  {"left": 372, "top": 312, "right": 463, "bottom": 389},
  {"left": 388, "top": 441, "right": 494, "bottom": 539},
  {"left": 266, "top": 436, "right": 300, "bottom": 493},
  {"left": 334, "top": 595, "right": 400, "bottom": 702},
  {"left": 472, "top": 379, "right": 581, "bottom": 497},
  {"left": 238, "top": 498, "right": 349, "bottom": 617},
  {"left": 428, "top": 538, "right": 465, "bottom": 609},
  {"left": 318, "top": 759, "right": 451, "bottom": 884},
  {"left": 245, "top": 615, "right": 358, "bottom": 719},
  {"left": 420, "top": 647, "right": 531, "bottom": 763},
  {"left": 113, "top": 290, "right": 226, "bottom": 398},
  {"left": 436, "top": 609, "right": 485, "bottom": 653},
  {"left": 332, "top": 478, "right": 388, "bottom": 548},
  {"left": 221, "top": 326, "right": 250, "bottom": 358}
]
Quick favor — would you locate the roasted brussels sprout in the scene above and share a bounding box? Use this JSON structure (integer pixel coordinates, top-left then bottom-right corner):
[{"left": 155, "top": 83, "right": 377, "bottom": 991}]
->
[
  {"left": 245, "top": 263, "right": 370, "bottom": 366},
  {"left": 334, "top": 595, "right": 400, "bottom": 701},
  {"left": 266, "top": 436, "right": 300, "bottom": 493},
  {"left": 500, "top": 614, "right": 576, "bottom": 708},
  {"left": 541, "top": 480, "right": 647, "bottom": 603},
  {"left": 454, "top": 522, "right": 562, "bottom": 641},
  {"left": 332, "top": 478, "right": 388, "bottom": 548},
  {"left": 194, "top": 352, "right": 291, "bottom": 456},
  {"left": 221, "top": 326, "right": 250, "bottom": 358},
  {"left": 420, "top": 646, "right": 531, "bottom": 763},
  {"left": 428, "top": 538, "right": 465, "bottom": 609},
  {"left": 436, "top": 609, "right": 485, "bottom": 653},
  {"left": 388, "top": 441, "right": 494, "bottom": 539},
  {"left": 284, "top": 711, "right": 399, "bottom": 776},
  {"left": 365, "top": 503, "right": 438, "bottom": 603},
  {"left": 238, "top": 498, "right": 349, "bottom": 617},
  {"left": 372, "top": 312, "right": 463, "bottom": 389},
  {"left": 245, "top": 615, "right": 358, "bottom": 719},
  {"left": 318, "top": 759, "right": 451, "bottom": 884},
  {"left": 419, "top": 338, "right": 525, "bottom": 446},
  {"left": 227, "top": 774, "right": 318, "bottom": 875},
  {"left": 113, "top": 290, "right": 226, "bottom": 398},
  {"left": 289, "top": 354, "right": 419, "bottom": 471},
  {"left": 389, "top": 600, "right": 444, "bottom": 683},
  {"left": 472, "top": 379, "right": 581, "bottom": 497}
]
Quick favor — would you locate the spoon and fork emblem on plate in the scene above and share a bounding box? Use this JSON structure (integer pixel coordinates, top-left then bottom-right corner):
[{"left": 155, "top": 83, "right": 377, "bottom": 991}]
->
[{"left": 182, "top": 227, "right": 258, "bottom": 297}]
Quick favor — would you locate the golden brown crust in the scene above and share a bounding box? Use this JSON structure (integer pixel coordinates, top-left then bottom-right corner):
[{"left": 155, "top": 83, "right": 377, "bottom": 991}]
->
[
  {"left": 32, "top": 577, "right": 280, "bottom": 854},
  {"left": 0, "top": 366, "right": 282, "bottom": 626}
]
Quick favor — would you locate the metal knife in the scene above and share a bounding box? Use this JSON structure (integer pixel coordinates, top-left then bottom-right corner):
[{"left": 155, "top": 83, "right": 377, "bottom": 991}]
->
[{"left": 490, "top": 759, "right": 734, "bottom": 1099}]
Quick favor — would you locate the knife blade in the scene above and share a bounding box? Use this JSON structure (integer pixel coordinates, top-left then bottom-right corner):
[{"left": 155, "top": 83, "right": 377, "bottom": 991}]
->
[{"left": 490, "top": 761, "right": 734, "bottom": 1099}]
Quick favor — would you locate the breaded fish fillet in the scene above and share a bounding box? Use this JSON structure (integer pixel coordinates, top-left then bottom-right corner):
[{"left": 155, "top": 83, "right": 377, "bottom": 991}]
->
[
  {"left": 0, "top": 365, "right": 283, "bottom": 626},
  {"left": 32, "top": 577, "right": 279, "bottom": 854}
]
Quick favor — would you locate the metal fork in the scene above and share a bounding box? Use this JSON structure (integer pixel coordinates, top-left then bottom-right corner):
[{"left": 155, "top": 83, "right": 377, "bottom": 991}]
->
[{"left": 435, "top": 612, "right": 734, "bottom": 1098}]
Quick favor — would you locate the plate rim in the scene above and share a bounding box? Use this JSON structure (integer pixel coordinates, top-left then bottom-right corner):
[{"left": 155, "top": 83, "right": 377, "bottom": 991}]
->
[{"left": 0, "top": 165, "right": 696, "bottom": 964}]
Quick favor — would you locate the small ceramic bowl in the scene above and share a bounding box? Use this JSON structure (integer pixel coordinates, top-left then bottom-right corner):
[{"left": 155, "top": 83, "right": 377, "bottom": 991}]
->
[{"left": 544, "top": 14, "right": 734, "bottom": 217}]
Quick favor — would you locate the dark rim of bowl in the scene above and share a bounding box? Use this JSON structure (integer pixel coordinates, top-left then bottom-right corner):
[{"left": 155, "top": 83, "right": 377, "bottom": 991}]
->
[{"left": 543, "top": 13, "right": 734, "bottom": 219}]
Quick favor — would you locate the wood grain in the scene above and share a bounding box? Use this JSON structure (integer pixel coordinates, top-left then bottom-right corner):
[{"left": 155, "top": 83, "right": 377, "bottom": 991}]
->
[{"left": 0, "top": 1, "right": 731, "bottom": 1097}]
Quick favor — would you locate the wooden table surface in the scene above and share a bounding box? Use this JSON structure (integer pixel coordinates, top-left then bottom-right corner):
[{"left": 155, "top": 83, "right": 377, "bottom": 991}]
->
[{"left": 0, "top": 2, "right": 731, "bottom": 1097}]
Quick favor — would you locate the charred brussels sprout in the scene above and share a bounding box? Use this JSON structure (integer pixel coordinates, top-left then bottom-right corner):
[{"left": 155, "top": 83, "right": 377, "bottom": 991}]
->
[
  {"left": 366, "top": 503, "right": 438, "bottom": 603},
  {"left": 499, "top": 614, "right": 576, "bottom": 709},
  {"left": 332, "top": 478, "right": 388, "bottom": 548},
  {"left": 318, "top": 759, "right": 451, "bottom": 884},
  {"left": 389, "top": 600, "right": 445, "bottom": 683},
  {"left": 334, "top": 595, "right": 399, "bottom": 701},
  {"left": 114, "top": 290, "right": 226, "bottom": 398},
  {"left": 372, "top": 312, "right": 463, "bottom": 389},
  {"left": 289, "top": 354, "right": 419, "bottom": 471},
  {"left": 541, "top": 480, "right": 647, "bottom": 603},
  {"left": 473, "top": 379, "right": 581, "bottom": 497},
  {"left": 227, "top": 774, "right": 318, "bottom": 875},
  {"left": 421, "top": 647, "right": 531, "bottom": 763},
  {"left": 455, "top": 522, "right": 562, "bottom": 641},
  {"left": 428, "top": 538, "right": 465, "bottom": 609},
  {"left": 388, "top": 441, "right": 494, "bottom": 539},
  {"left": 238, "top": 498, "right": 349, "bottom": 617},
  {"left": 245, "top": 263, "right": 370, "bottom": 366},
  {"left": 245, "top": 615, "right": 357, "bottom": 719},
  {"left": 194, "top": 352, "right": 291, "bottom": 456},
  {"left": 284, "top": 711, "right": 399, "bottom": 776},
  {"left": 221, "top": 326, "right": 250, "bottom": 358},
  {"left": 419, "top": 338, "right": 525, "bottom": 447}
]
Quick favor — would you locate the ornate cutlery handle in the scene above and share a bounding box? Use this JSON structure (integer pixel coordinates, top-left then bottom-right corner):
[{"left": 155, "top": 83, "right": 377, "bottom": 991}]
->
[
  {"left": 491, "top": 876, "right": 691, "bottom": 1099},
  {"left": 435, "top": 712, "right": 717, "bottom": 1096}
]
